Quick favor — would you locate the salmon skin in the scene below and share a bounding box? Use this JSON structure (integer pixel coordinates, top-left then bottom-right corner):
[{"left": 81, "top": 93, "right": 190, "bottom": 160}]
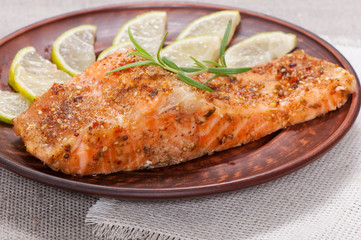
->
[{"left": 13, "top": 50, "right": 356, "bottom": 175}]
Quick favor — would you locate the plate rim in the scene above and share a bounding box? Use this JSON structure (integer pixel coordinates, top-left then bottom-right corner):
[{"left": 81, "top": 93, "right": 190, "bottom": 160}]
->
[{"left": 0, "top": 2, "right": 360, "bottom": 199}]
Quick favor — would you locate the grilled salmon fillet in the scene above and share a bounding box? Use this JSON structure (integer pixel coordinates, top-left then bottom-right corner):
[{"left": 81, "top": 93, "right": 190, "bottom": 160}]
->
[{"left": 13, "top": 50, "right": 356, "bottom": 175}]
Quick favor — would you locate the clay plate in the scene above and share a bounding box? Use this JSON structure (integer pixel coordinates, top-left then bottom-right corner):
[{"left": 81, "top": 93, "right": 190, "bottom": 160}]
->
[{"left": 0, "top": 3, "right": 360, "bottom": 199}]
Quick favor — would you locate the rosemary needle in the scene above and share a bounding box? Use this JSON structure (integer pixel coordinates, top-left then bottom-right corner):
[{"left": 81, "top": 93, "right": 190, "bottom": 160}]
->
[{"left": 107, "top": 20, "right": 251, "bottom": 92}]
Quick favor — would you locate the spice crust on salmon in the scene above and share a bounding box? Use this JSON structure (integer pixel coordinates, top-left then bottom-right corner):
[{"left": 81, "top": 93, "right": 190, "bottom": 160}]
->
[{"left": 13, "top": 50, "right": 356, "bottom": 175}]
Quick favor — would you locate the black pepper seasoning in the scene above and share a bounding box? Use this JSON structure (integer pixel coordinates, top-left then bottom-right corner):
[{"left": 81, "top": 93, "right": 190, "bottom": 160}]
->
[
  {"left": 203, "top": 107, "right": 216, "bottom": 118},
  {"left": 149, "top": 90, "right": 158, "bottom": 98}
]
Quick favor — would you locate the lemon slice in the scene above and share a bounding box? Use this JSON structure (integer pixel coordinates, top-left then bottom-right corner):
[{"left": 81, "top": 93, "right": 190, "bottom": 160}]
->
[
  {"left": 176, "top": 10, "right": 240, "bottom": 45},
  {"left": 0, "top": 90, "right": 30, "bottom": 124},
  {"left": 97, "top": 41, "right": 134, "bottom": 60},
  {"left": 225, "top": 31, "right": 297, "bottom": 68},
  {"left": 52, "top": 24, "right": 97, "bottom": 76},
  {"left": 112, "top": 11, "right": 167, "bottom": 56},
  {"left": 161, "top": 35, "right": 221, "bottom": 68},
  {"left": 8, "top": 46, "right": 35, "bottom": 92},
  {"left": 13, "top": 47, "right": 71, "bottom": 102}
]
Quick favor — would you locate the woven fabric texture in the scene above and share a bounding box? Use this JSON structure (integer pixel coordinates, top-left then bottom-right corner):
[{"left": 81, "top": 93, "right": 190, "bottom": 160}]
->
[
  {"left": 86, "top": 40, "right": 361, "bottom": 240},
  {"left": 0, "top": 169, "right": 98, "bottom": 240}
]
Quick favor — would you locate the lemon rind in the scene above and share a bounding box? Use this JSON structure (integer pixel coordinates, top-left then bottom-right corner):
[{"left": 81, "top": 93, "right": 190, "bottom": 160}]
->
[
  {"left": 51, "top": 24, "right": 97, "bottom": 76},
  {"left": 176, "top": 10, "right": 241, "bottom": 45},
  {"left": 112, "top": 11, "right": 167, "bottom": 46}
]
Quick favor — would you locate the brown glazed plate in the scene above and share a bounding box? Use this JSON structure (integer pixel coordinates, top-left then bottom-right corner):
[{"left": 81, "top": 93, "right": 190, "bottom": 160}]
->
[{"left": 0, "top": 3, "right": 360, "bottom": 199}]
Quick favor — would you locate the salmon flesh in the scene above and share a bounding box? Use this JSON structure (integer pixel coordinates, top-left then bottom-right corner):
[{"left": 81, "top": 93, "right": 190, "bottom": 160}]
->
[{"left": 13, "top": 50, "right": 356, "bottom": 175}]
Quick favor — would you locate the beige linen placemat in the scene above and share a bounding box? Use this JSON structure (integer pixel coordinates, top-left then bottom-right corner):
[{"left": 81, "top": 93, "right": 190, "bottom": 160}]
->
[{"left": 86, "top": 38, "right": 361, "bottom": 240}]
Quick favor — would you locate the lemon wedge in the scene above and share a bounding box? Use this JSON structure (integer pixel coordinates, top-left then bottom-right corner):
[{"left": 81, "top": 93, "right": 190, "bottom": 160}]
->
[
  {"left": 161, "top": 35, "right": 221, "bottom": 68},
  {"left": 176, "top": 10, "right": 240, "bottom": 45},
  {"left": 225, "top": 31, "right": 297, "bottom": 68},
  {"left": 112, "top": 11, "right": 167, "bottom": 56},
  {"left": 8, "top": 46, "right": 35, "bottom": 92},
  {"left": 52, "top": 24, "right": 97, "bottom": 76},
  {"left": 0, "top": 90, "right": 30, "bottom": 124},
  {"left": 97, "top": 41, "right": 134, "bottom": 60},
  {"left": 12, "top": 47, "right": 71, "bottom": 102}
]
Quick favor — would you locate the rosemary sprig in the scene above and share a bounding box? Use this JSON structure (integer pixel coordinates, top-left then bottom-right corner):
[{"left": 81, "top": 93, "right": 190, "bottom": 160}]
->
[{"left": 107, "top": 20, "right": 251, "bottom": 92}]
